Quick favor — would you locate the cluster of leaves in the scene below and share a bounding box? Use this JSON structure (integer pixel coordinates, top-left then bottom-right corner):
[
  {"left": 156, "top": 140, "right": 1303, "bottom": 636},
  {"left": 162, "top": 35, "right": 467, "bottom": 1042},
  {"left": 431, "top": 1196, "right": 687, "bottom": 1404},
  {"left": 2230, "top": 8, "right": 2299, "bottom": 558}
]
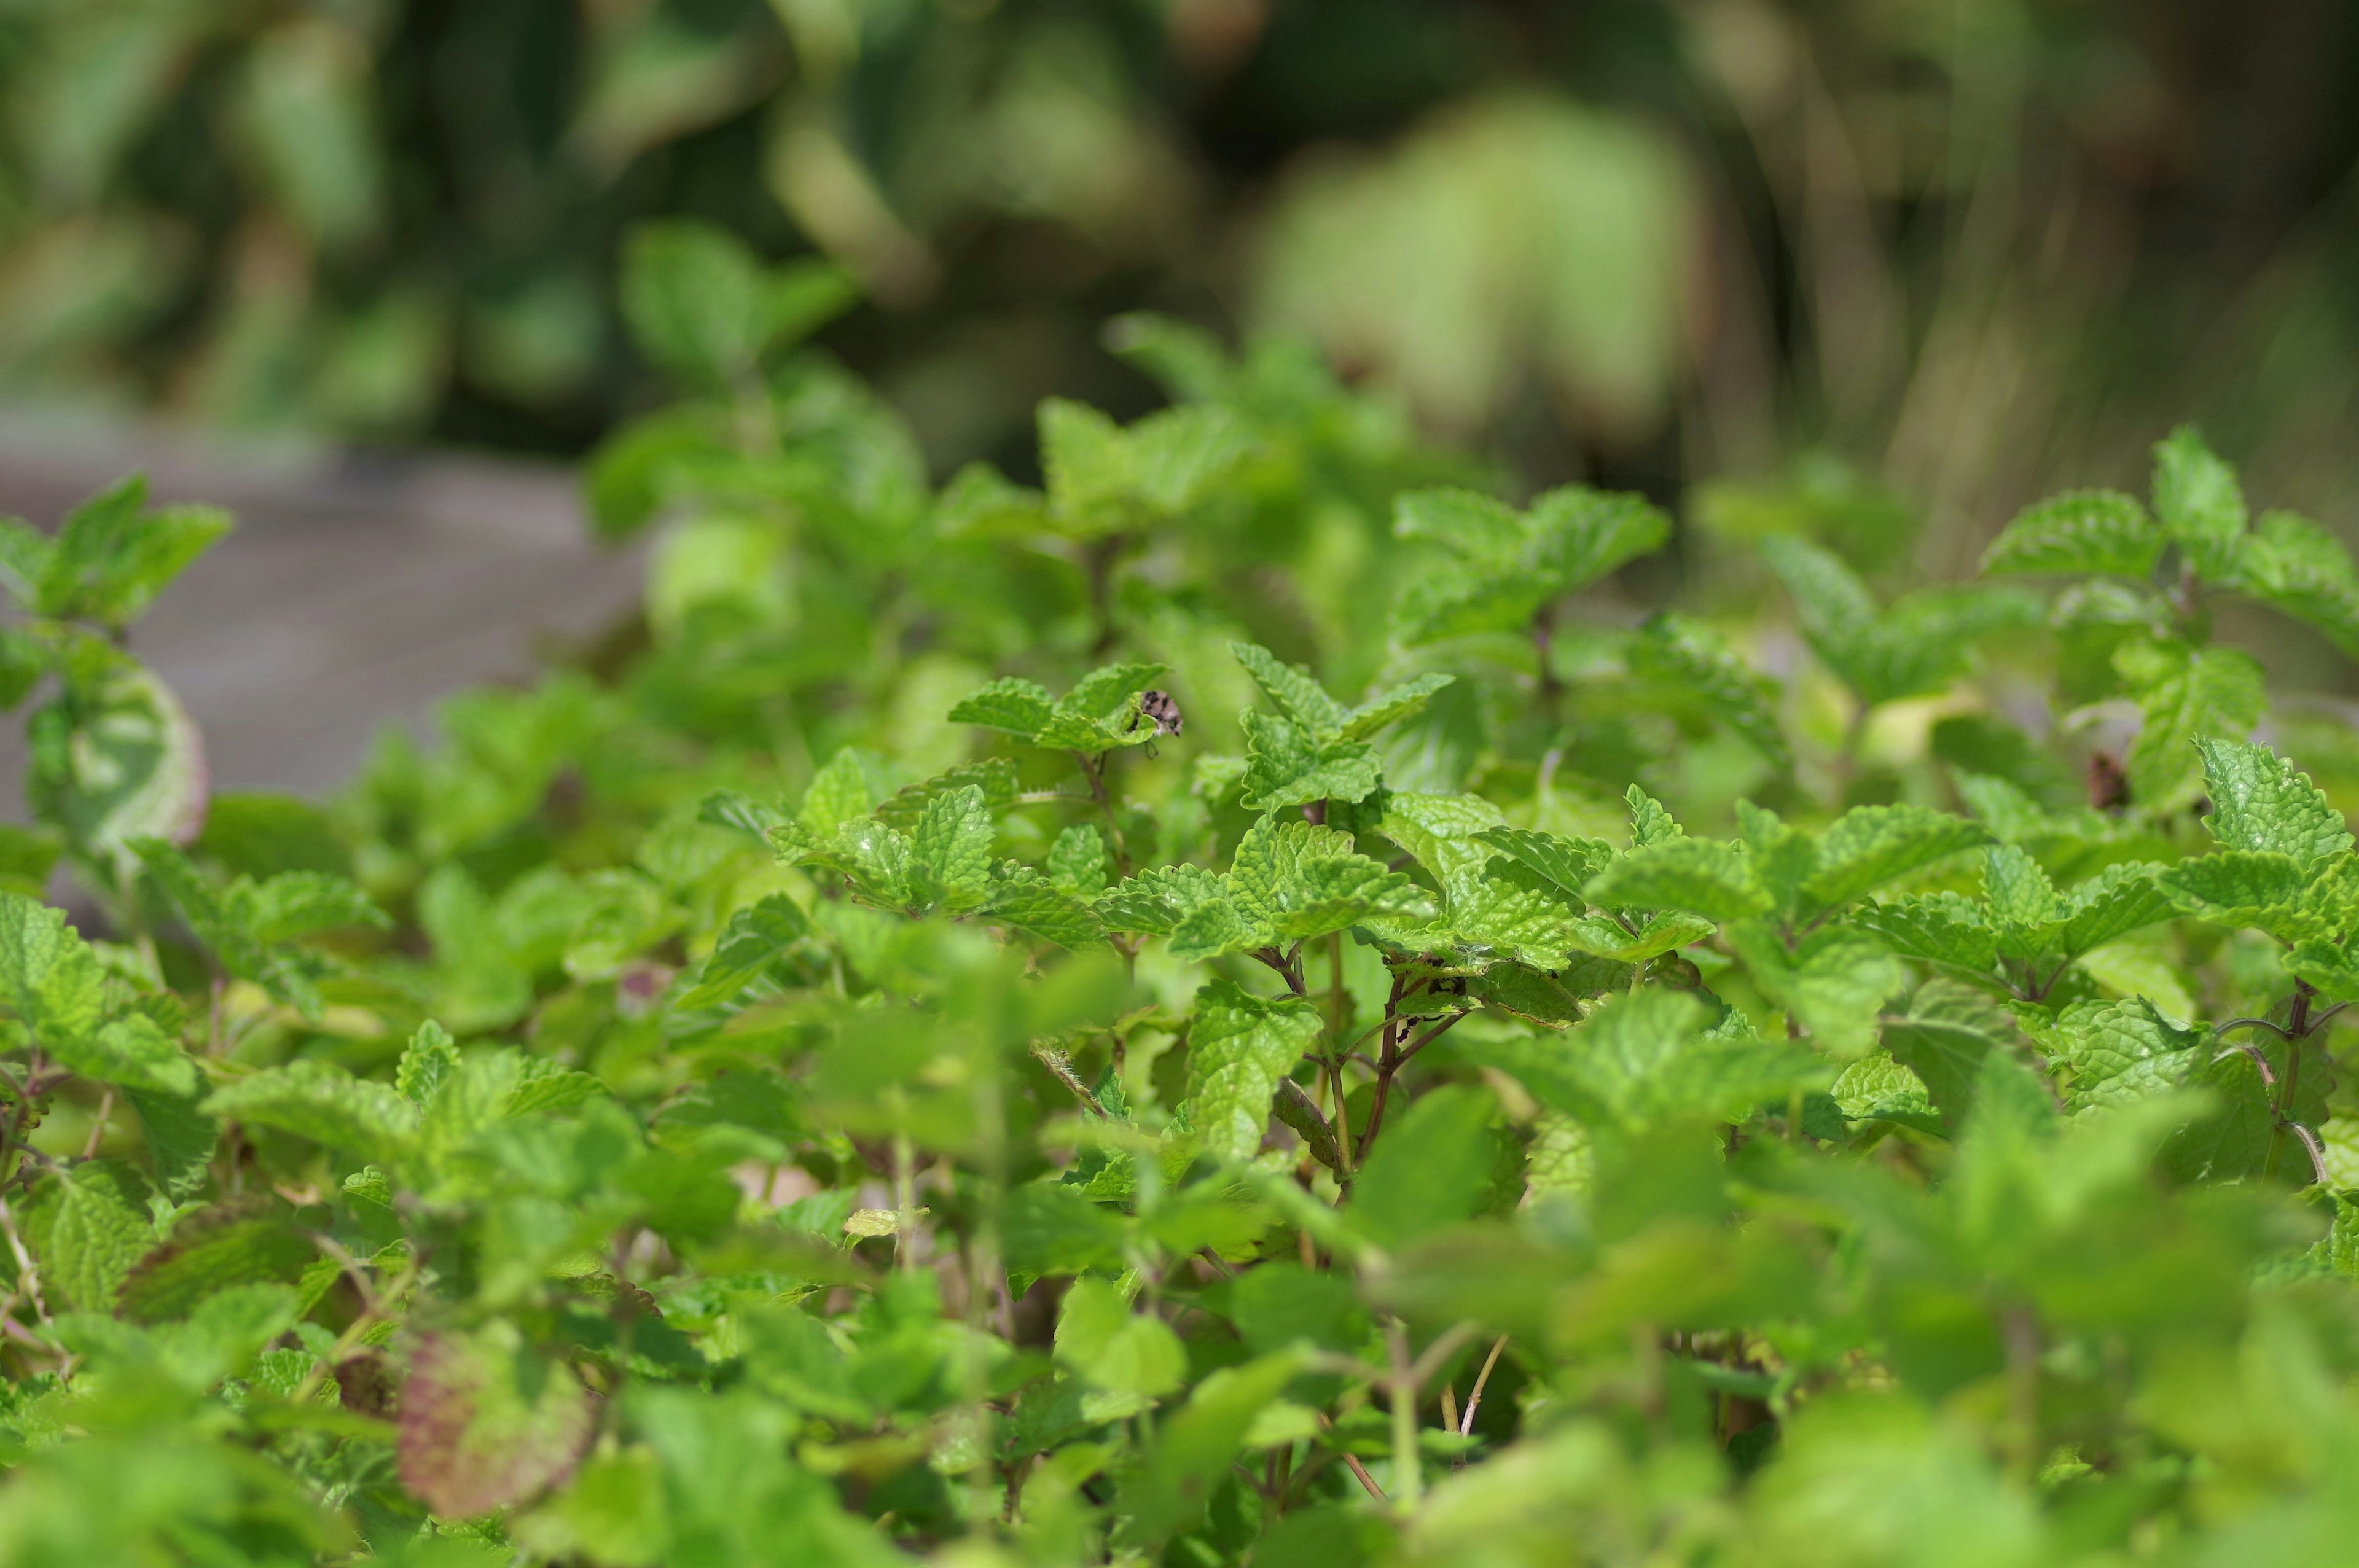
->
[{"left": 14, "top": 235, "right": 2359, "bottom": 1568}]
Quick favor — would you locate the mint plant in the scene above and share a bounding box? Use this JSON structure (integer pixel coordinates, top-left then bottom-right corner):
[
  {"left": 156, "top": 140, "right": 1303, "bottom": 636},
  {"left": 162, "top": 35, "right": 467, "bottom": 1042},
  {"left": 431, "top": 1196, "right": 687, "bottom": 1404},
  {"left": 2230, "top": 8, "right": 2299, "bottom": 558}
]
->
[{"left": 10, "top": 235, "right": 2359, "bottom": 1566}]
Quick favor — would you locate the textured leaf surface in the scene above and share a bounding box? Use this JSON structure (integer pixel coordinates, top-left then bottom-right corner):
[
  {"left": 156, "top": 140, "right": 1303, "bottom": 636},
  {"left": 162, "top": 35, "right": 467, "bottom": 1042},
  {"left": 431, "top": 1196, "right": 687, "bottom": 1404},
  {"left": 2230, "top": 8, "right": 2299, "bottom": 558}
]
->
[
  {"left": 1880, "top": 981, "right": 2021, "bottom": 1128},
  {"left": 401, "top": 1323, "right": 595, "bottom": 1518},
  {"left": 2195, "top": 738, "right": 2352, "bottom": 864},
  {"left": 1182, "top": 981, "right": 1321, "bottom": 1161},
  {"left": 25, "top": 1160, "right": 153, "bottom": 1313},
  {"left": 1801, "top": 805, "right": 1989, "bottom": 917},
  {"left": 1728, "top": 922, "right": 1903, "bottom": 1058},
  {"left": 1585, "top": 839, "right": 1766, "bottom": 923},
  {"left": 1981, "top": 490, "right": 2160, "bottom": 579},
  {"left": 205, "top": 1061, "right": 421, "bottom": 1165},
  {"left": 1238, "top": 712, "right": 1381, "bottom": 811}
]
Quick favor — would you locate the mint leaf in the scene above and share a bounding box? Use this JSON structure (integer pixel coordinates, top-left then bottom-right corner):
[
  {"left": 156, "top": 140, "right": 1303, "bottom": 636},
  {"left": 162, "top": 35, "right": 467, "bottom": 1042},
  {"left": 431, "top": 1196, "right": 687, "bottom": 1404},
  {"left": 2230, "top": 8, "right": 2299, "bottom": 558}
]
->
[
  {"left": 1855, "top": 895, "right": 1999, "bottom": 981},
  {"left": 2043, "top": 996, "right": 2213, "bottom": 1114},
  {"left": 1182, "top": 981, "right": 1322, "bottom": 1161},
  {"left": 1584, "top": 838, "right": 1766, "bottom": 924},
  {"left": 1349, "top": 1085, "right": 1500, "bottom": 1249},
  {"left": 1627, "top": 614, "right": 1791, "bottom": 770},
  {"left": 1238, "top": 711, "right": 1382, "bottom": 811},
  {"left": 1339, "top": 672, "right": 1455, "bottom": 743},
  {"left": 1727, "top": 921, "right": 1903, "bottom": 1058},
  {"left": 2156, "top": 851, "right": 2316, "bottom": 940},
  {"left": 2227, "top": 509, "right": 2359, "bottom": 656},
  {"left": 907, "top": 784, "right": 995, "bottom": 913},
  {"left": 25, "top": 1160, "right": 154, "bottom": 1313},
  {"left": 400, "top": 1322, "right": 596, "bottom": 1518},
  {"left": 2194, "top": 738, "right": 2352, "bottom": 864},
  {"left": 947, "top": 678, "right": 1056, "bottom": 741},
  {"left": 2117, "top": 641, "right": 2267, "bottom": 809},
  {"left": 1981, "top": 490, "right": 2160, "bottom": 579},
  {"left": 1799, "top": 804, "right": 1990, "bottom": 918},
  {"left": 1056, "top": 1276, "right": 1186, "bottom": 1397},
  {"left": 1880, "top": 981, "right": 2021, "bottom": 1128},
  {"left": 1230, "top": 642, "right": 1347, "bottom": 735},
  {"left": 2151, "top": 424, "right": 2246, "bottom": 582},
  {"left": 986, "top": 865, "right": 1106, "bottom": 950},
  {"left": 204, "top": 1061, "right": 421, "bottom": 1167}
]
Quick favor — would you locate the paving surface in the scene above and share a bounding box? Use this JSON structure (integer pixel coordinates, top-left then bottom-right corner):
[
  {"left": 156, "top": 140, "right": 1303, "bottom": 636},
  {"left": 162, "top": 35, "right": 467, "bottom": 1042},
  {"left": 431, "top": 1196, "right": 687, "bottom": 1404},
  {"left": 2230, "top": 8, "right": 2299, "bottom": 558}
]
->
[{"left": 0, "top": 414, "right": 646, "bottom": 814}]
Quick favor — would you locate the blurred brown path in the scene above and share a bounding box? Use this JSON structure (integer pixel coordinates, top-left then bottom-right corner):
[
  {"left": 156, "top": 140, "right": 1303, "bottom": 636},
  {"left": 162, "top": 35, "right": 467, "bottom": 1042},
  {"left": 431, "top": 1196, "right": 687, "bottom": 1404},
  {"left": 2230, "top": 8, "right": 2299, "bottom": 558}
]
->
[{"left": 0, "top": 415, "right": 644, "bottom": 814}]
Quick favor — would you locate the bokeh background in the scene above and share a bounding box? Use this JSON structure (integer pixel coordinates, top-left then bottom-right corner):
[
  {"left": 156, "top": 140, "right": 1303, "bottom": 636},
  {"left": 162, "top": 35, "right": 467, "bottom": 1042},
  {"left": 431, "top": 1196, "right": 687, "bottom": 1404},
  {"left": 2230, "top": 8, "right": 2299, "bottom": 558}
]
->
[{"left": 3, "top": 0, "right": 2356, "bottom": 620}]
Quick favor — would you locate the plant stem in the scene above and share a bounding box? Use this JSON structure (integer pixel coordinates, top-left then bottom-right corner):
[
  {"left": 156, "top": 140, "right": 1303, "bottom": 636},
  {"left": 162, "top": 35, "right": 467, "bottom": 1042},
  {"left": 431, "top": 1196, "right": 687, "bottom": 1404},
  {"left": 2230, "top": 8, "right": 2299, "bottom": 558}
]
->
[
  {"left": 2263, "top": 980, "right": 2315, "bottom": 1182},
  {"left": 1460, "top": 1336, "right": 1509, "bottom": 1438},
  {"left": 1386, "top": 1316, "right": 1423, "bottom": 1510}
]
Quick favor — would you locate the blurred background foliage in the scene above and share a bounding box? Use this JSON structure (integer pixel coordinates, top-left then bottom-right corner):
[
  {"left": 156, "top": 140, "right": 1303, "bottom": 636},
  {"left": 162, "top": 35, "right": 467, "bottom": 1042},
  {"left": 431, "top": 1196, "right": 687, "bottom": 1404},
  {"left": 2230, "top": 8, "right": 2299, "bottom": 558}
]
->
[{"left": 2, "top": 0, "right": 2358, "bottom": 585}]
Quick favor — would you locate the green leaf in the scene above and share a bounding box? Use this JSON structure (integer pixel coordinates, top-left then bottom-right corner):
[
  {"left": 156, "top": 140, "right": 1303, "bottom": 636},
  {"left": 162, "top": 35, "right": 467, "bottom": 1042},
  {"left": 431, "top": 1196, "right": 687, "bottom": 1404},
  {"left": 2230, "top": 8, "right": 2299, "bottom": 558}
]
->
[
  {"left": 1726, "top": 921, "right": 1904, "bottom": 1058},
  {"left": 399, "top": 1321, "right": 596, "bottom": 1518},
  {"left": 1339, "top": 672, "right": 1456, "bottom": 743},
  {"left": 28, "top": 652, "right": 206, "bottom": 867},
  {"left": 1115, "top": 1352, "right": 1307, "bottom": 1553},
  {"left": 947, "top": 677, "right": 1054, "bottom": 741},
  {"left": 2285, "top": 939, "right": 2359, "bottom": 1002},
  {"left": 0, "top": 891, "right": 100, "bottom": 1048},
  {"left": 134, "top": 838, "right": 330, "bottom": 1018},
  {"left": 2194, "top": 738, "right": 2352, "bottom": 864},
  {"left": 1055, "top": 1277, "right": 1185, "bottom": 1397},
  {"left": 1474, "top": 827, "right": 1615, "bottom": 898},
  {"left": 1097, "top": 862, "right": 1229, "bottom": 938},
  {"left": 1037, "top": 663, "right": 1168, "bottom": 751},
  {"left": 1526, "top": 485, "right": 1672, "bottom": 595},
  {"left": 672, "top": 894, "right": 813, "bottom": 1013},
  {"left": 1799, "top": 805, "right": 1990, "bottom": 918},
  {"left": 1627, "top": 614, "right": 1791, "bottom": 770},
  {"left": 2049, "top": 862, "right": 2176, "bottom": 962},
  {"left": 396, "top": 1019, "right": 460, "bottom": 1107},
  {"left": 1584, "top": 838, "right": 1766, "bottom": 924},
  {"left": 797, "top": 749, "right": 876, "bottom": 834},
  {"left": 1855, "top": 895, "right": 1999, "bottom": 980},
  {"left": 1563, "top": 908, "right": 1715, "bottom": 964},
  {"left": 1046, "top": 825, "right": 1110, "bottom": 899},
  {"left": 1450, "top": 859, "right": 1590, "bottom": 969},
  {"left": 24, "top": 1160, "right": 153, "bottom": 1313},
  {"left": 2156, "top": 851, "right": 2315, "bottom": 940},
  {"left": 1230, "top": 642, "right": 1347, "bottom": 736},
  {"left": 1349, "top": 1085, "right": 1501, "bottom": 1249},
  {"left": 2151, "top": 425, "right": 2246, "bottom": 582},
  {"left": 2162, "top": 1047, "right": 2278, "bottom": 1185},
  {"left": 116, "top": 1205, "right": 317, "bottom": 1325},
  {"left": 1983, "top": 844, "right": 2060, "bottom": 960},
  {"left": 1981, "top": 490, "right": 2161, "bottom": 579},
  {"left": 1226, "top": 817, "right": 1430, "bottom": 948},
  {"left": 985, "top": 865, "right": 1106, "bottom": 950},
  {"left": 204, "top": 1060, "right": 420, "bottom": 1166},
  {"left": 1880, "top": 981, "right": 2021, "bottom": 1129},
  {"left": 907, "top": 784, "right": 994, "bottom": 914},
  {"left": 2117, "top": 642, "right": 2267, "bottom": 810},
  {"left": 1829, "top": 1052, "right": 1938, "bottom": 1129},
  {"left": 1626, "top": 786, "right": 1685, "bottom": 848},
  {"left": 1392, "top": 489, "right": 1522, "bottom": 564},
  {"left": 60, "top": 1012, "right": 202, "bottom": 1099},
  {"left": 37, "top": 475, "right": 232, "bottom": 631},
  {"left": 2227, "top": 509, "right": 2359, "bottom": 656},
  {"left": 1181, "top": 981, "right": 1323, "bottom": 1162},
  {"left": 1377, "top": 791, "right": 1509, "bottom": 900},
  {"left": 2044, "top": 996, "right": 2210, "bottom": 1117},
  {"left": 1238, "top": 712, "right": 1382, "bottom": 812},
  {"left": 123, "top": 1086, "right": 217, "bottom": 1199},
  {"left": 620, "top": 220, "right": 773, "bottom": 388},
  {"left": 1474, "top": 987, "right": 1822, "bottom": 1134}
]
